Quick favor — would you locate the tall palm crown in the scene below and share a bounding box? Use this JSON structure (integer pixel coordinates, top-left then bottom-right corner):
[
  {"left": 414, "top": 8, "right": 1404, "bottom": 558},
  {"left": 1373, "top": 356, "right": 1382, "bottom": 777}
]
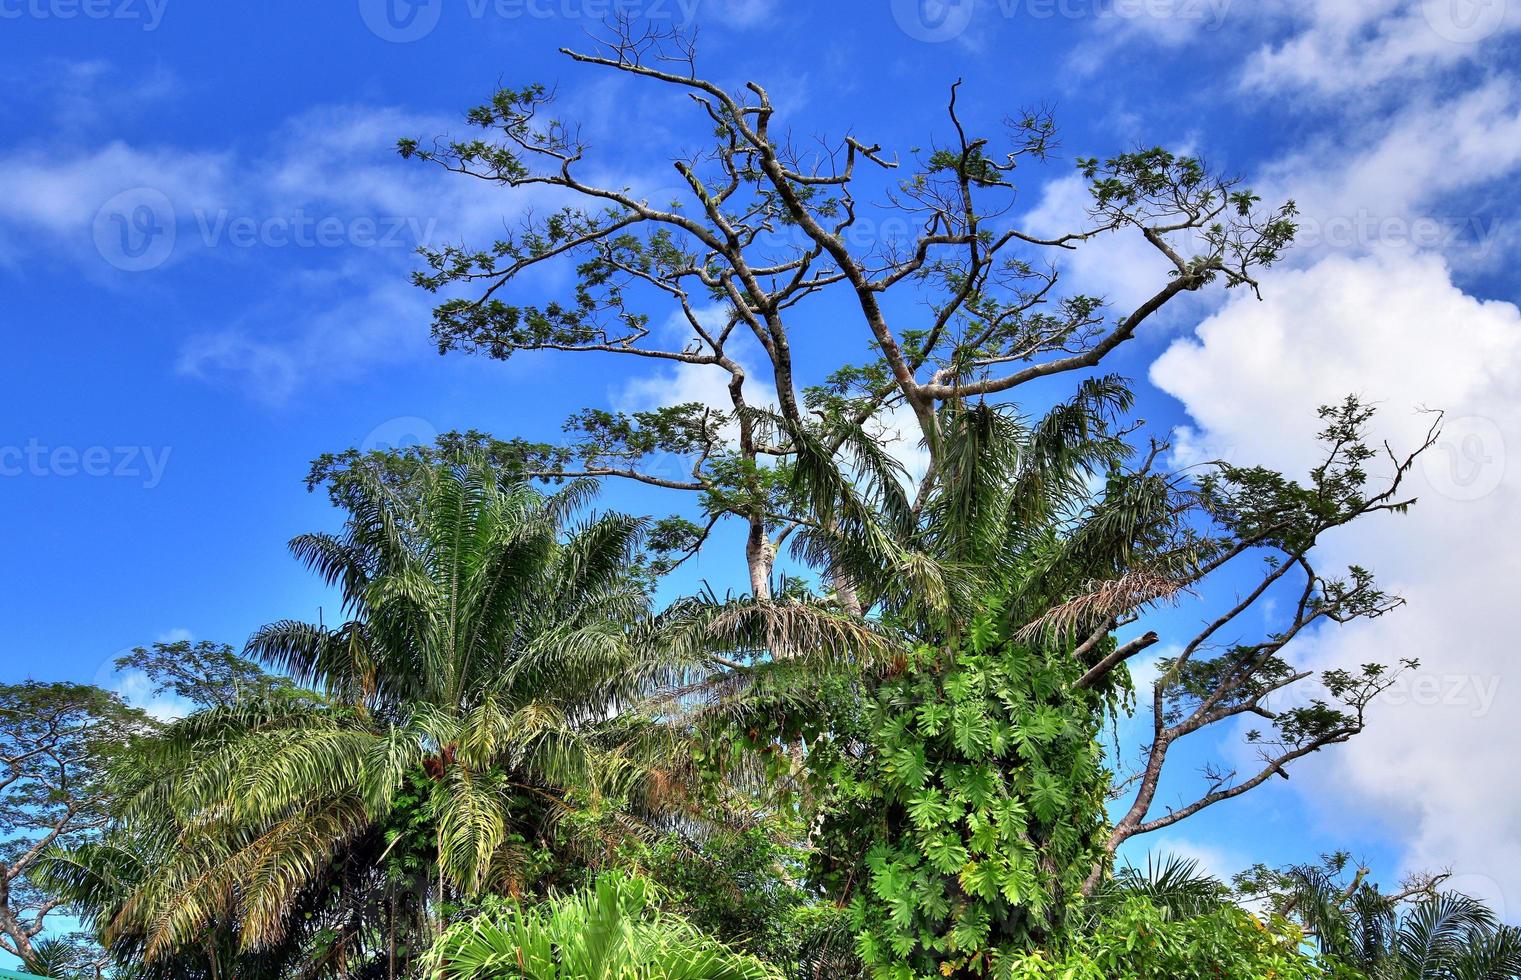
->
[{"left": 49, "top": 462, "right": 684, "bottom": 975}]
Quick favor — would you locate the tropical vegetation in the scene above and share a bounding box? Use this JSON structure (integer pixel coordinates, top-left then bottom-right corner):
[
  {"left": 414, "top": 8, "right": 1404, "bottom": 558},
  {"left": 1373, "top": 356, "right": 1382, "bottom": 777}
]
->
[{"left": 3, "top": 26, "right": 1511, "bottom": 980}]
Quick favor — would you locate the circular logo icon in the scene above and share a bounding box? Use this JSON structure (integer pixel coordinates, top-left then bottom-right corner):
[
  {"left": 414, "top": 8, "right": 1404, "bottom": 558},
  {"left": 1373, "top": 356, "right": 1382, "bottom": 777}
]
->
[
  {"left": 890, "top": 0, "right": 977, "bottom": 42},
  {"left": 1423, "top": 0, "right": 1509, "bottom": 43},
  {"left": 359, "top": 0, "right": 443, "bottom": 42},
  {"left": 362, "top": 416, "right": 439, "bottom": 455},
  {"left": 1420, "top": 415, "right": 1507, "bottom": 502},
  {"left": 93, "top": 188, "right": 176, "bottom": 272}
]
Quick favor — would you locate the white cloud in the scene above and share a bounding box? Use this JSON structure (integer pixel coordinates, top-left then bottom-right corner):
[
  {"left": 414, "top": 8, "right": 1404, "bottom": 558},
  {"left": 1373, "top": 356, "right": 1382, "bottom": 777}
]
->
[
  {"left": 1067, "top": 1, "right": 1517, "bottom": 96},
  {"left": 177, "top": 274, "right": 429, "bottom": 404},
  {"left": 0, "top": 76, "right": 567, "bottom": 402},
  {"left": 1022, "top": 175, "right": 1180, "bottom": 316},
  {"left": 1239, "top": 0, "right": 1517, "bottom": 96},
  {"left": 1151, "top": 249, "right": 1521, "bottom": 910},
  {"left": 113, "top": 670, "right": 195, "bottom": 722},
  {"left": 0, "top": 141, "right": 230, "bottom": 260},
  {"left": 0, "top": 60, "right": 179, "bottom": 137},
  {"left": 96, "top": 628, "right": 199, "bottom": 722},
  {"left": 1256, "top": 78, "right": 1521, "bottom": 270}
]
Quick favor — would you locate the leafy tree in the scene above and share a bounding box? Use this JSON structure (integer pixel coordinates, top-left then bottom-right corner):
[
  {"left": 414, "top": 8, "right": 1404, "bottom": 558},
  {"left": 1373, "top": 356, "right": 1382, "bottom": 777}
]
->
[
  {"left": 110, "top": 641, "right": 294, "bottom": 712},
  {"left": 0, "top": 682, "right": 151, "bottom": 966},
  {"left": 621, "top": 825, "right": 857, "bottom": 974},
  {"left": 36, "top": 26, "right": 1458, "bottom": 979},
  {"left": 686, "top": 389, "right": 1421, "bottom": 975},
  {"left": 426, "top": 871, "right": 779, "bottom": 980}
]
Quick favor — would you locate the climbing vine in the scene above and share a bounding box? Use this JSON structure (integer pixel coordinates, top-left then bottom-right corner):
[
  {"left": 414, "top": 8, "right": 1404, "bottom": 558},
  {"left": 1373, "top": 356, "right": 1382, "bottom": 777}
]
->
[{"left": 809, "top": 603, "right": 1129, "bottom": 980}]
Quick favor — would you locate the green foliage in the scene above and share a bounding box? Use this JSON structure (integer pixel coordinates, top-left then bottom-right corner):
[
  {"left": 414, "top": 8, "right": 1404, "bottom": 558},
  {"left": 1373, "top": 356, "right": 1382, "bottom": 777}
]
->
[
  {"left": 0, "top": 682, "right": 153, "bottom": 966},
  {"left": 40, "top": 461, "right": 690, "bottom": 977},
  {"left": 633, "top": 829, "right": 809, "bottom": 964},
  {"left": 812, "top": 614, "right": 1117, "bottom": 980},
  {"left": 426, "top": 872, "right": 780, "bottom": 980},
  {"left": 110, "top": 641, "right": 295, "bottom": 711},
  {"left": 1238, "top": 857, "right": 1521, "bottom": 979},
  {"left": 1004, "top": 898, "right": 1330, "bottom": 979}
]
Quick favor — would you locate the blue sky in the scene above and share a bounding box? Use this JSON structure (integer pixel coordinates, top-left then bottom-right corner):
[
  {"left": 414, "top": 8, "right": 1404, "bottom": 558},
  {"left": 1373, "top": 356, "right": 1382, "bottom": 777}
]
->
[{"left": 3, "top": 0, "right": 1521, "bottom": 937}]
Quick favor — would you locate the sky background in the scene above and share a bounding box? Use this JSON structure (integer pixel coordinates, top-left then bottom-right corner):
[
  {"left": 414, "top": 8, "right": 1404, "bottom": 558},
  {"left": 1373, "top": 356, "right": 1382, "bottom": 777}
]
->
[{"left": 3, "top": 0, "right": 1520, "bottom": 947}]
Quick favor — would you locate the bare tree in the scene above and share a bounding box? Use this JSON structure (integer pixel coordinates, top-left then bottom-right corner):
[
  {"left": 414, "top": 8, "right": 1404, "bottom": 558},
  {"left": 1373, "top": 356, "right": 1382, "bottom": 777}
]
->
[
  {"left": 390, "top": 21, "right": 1295, "bottom": 600},
  {"left": 1088, "top": 403, "right": 1440, "bottom": 885}
]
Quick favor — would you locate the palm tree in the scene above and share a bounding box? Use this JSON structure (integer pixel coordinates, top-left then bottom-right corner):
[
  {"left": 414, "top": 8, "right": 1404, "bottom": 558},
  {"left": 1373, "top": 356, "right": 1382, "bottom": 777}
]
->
[
  {"left": 427, "top": 872, "right": 778, "bottom": 980},
  {"left": 663, "top": 381, "right": 1198, "bottom": 974},
  {"left": 1093, "top": 855, "right": 1233, "bottom": 922},
  {"left": 1281, "top": 866, "right": 1521, "bottom": 979},
  {"left": 46, "top": 461, "right": 710, "bottom": 976}
]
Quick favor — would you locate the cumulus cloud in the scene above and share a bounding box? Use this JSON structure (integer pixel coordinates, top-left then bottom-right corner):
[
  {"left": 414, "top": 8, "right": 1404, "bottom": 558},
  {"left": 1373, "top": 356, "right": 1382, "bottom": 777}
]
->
[
  {"left": 1070, "top": 0, "right": 1517, "bottom": 96},
  {"left": 1239, "top": 0, "right": 1518, "bottom": 96},
  {"left": 1254, "top": 78, "right": 1521, "bottom": 271},
  {"left": 1151, "top": 250, "right": 1521, "bottom": 911}
]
